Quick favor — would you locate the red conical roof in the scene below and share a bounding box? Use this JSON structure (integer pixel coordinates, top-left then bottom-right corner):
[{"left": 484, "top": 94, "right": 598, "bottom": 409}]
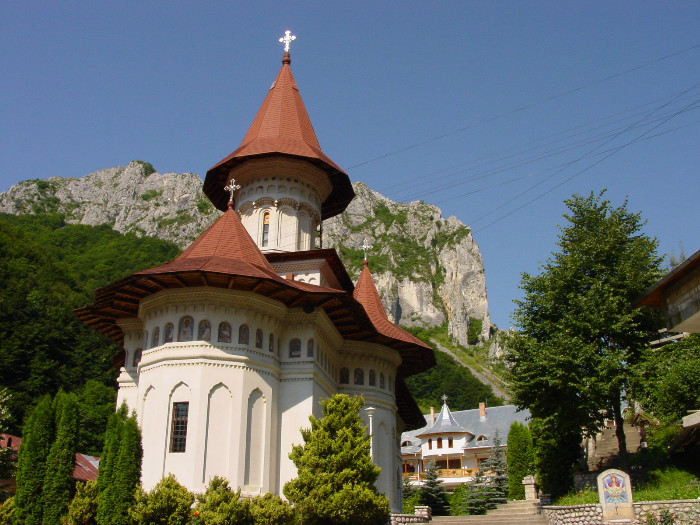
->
[
  {"left": 204, "top": 52, "right": 354, "bottom": 220},
  {"left": 353, "top": 260, "right": 432, "bottom": 351}
]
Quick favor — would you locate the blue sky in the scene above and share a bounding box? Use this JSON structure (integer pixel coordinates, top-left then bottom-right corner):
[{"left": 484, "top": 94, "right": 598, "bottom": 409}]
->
[{"left": 2, "top": 2, "right": 699, "bottom": 329}]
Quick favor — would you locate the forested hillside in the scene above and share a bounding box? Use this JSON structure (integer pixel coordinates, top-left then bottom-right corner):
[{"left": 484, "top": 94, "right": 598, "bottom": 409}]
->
[{"left": 0, "top": 213, "right": 180, "bottom": 439}]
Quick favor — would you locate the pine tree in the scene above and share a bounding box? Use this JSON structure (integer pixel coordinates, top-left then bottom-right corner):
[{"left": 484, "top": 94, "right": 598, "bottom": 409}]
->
[
  {"left": 419, "top": 460, "right": 449, "bottom": 516},
  {"left": 14, "top": 395, "right": 54, "bottom": 525},
  {"left": 42, "top": 391, "right": 80, "bottom": 524},
  {"left": 97, "top": 404, "right": 141, "bottom": 525},
  {"left": 283, "top": 394, "right": 390, "bottom": 525},
  {"left": 480, "top": 430, "right": 508, "bottom": 508},
  {"left": 507, "top": 421, "right": 533, "bottom": 500},
  {"left": 460, "top": 471, "right": 488, "bottom": 515}
]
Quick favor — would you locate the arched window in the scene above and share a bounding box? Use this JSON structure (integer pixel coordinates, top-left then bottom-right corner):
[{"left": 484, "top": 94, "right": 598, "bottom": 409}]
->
[
  {"left": 354, "top": 368, "right": 364, "bottom": 385},
  {"left": 380, "top": 373, "right": 385, "bottom": 389},
  {"left": 255, "top": 329, "right": 263, "bottom": 349},
  {"left": 369, "top": 369, "right": 376, "bottom": 386},
  {"left": 164, "top": 323, "right": 174, "bottom": 343},
  {"left": 401, "top": 441, "right": 411, "bottom": 447},
  {"left": 151, "top": 326, "right": 160, "bottom": 347},
  {"left": 448, "top": 437, "right": 454, "bottom": 448},
  {"left": 238, "top": 324, "right": 249, "bottom": 345},
  {"left": 428, "top": 438, "right": 432, "bottom": 450},
  {"left": 289, "top": 338, "right": 301, "bottom": 358},
  {"left": 437, "top": 437, "right": 443, "bottom": 449},
  {"left": 132, "top": 349, "right": 142, "bottom": 368},
  {"left": 340, "top": 367, "right": 349, "bottom": 384},
  {"left": 262, "top": 211, "right": 270, "bottom": 247},
  {"left": 198, "top": 320, "right": 211, "bottom": 341},
  {"left": 307, "top": 339, "right": 314, "bottom": 358},
  {"left": 178, "top": 316, "right": 194, "bottom": 342},
  {"left": 218, "top": 322, "right": 231, "bottom": 343},
  {"left": 268, "top": 333, "right": 274, "bottom": 352}
]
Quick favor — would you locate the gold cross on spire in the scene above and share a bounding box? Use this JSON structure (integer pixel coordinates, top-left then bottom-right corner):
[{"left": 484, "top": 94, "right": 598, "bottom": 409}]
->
[
  {"left": 361, "top": 238, "right": 373, "bottom": 261},
  {"left": 442, "top": 394, "right": 449, "bottom": 404},
  {"left": 279, "top": 30, "right": 296, "bottom": 53}
]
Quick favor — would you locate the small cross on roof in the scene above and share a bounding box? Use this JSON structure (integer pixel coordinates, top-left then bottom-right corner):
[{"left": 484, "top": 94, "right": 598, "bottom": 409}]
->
[
  {"left": 224, "top": 179, "right": 241, "bottom": 205},
  {"left": 361, "top": 238, "right": 373, "bottom": 261},
  {"left": 279, "top": 30, "right": 296, "bottom": 53}
]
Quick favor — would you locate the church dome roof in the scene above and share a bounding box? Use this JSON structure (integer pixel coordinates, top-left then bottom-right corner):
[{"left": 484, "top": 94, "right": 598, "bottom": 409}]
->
[{"left": 204, "top": 51, "right": 354, "bottom": 220}]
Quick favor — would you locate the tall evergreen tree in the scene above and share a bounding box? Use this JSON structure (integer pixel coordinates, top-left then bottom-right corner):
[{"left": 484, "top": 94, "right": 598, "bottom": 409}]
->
[
  {"left": 506, "top": 191, "right": 662, "bottom": 496},
  {"left": 14, "top": 395, "right": 54, "bottom": 525},
  {"left": 283, "top": 394, "right": 390, "bottom": 525},
  {"left": 506, "top": 421, "right": 533, "bottom": 500},
  {"left": 97, "top": 404, "right": 140, "bottom": 525},
  {"left": 460, "top": 471, "right": 489, "bottom": 516},
  {"left": 419, "top": 460, "right": 449, "bottom": 516},
  {"left": 42, "top": 391, "right": 80, "bottom": 524},
  {"left": 480, "top": 430, "right": 508, "bottom": 508}
]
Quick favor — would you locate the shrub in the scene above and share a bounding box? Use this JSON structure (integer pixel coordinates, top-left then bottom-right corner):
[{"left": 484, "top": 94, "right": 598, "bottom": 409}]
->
[
  {"left": 63, "top": 480, "right": 98, "bottom": 525},
  {"left": 194, "top": 476, "right": 251, "bottom": 525},
  {"left": 249, "top": 493, "right": 295, "bottom": 525},
  {"left": 130, "top": 475, "right": 194, "bottom": 525}
]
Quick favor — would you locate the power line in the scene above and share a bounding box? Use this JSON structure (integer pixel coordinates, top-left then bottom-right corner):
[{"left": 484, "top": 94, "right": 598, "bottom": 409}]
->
[{"left": 347, "top": 43, "right": 700, "bottom": 171}]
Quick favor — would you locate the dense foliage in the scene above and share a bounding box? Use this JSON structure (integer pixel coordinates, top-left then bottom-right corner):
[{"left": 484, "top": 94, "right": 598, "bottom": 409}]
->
[
  {"left": 14, "top": 392, "right": 80, "bottom": 524},
  {"left": 64, "top": 480, "right": 98, "bottom": 525},
  {"left": 283, "top": 394, "right": 390, "bottom": 525},
  {"left": 506, "top": 192, "right": 662, "bottom": 496},
  {"left": 480, "top": 431, "right": 508, "bottom": 507},
  {"left": 405, "top": 343, "right": 502, "bottom": 413},
  {"left": 0, "top": 213, "right": 179, "bottom": 434},
  {"left": 130, "top": 475, "right": 194, "bottom": 525},
  {"left": 506, "top": 421, "right": 533, "bottom": 499},
  {"left": 631, "top": 334, "right": 700, "bottom": 424},
  {"left": 0, "top": 389, "right": 15, "bottom": 500}
]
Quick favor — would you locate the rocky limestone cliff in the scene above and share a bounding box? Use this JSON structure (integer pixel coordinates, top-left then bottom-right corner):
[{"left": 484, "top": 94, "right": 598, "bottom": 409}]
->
[
  {"left": 323, "top": 182, "right": 491, "bottom": 346},
  {"left": 0, "top": 163, "right": 491, "bottom": 347}
]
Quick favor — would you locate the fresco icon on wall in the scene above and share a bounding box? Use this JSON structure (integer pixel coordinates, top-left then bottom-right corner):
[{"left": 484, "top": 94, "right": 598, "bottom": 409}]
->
[{"left": 602, "top": 473, "right": 627, "bottom": 503}]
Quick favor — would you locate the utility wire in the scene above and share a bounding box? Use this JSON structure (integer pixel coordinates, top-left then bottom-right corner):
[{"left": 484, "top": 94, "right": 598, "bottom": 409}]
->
[{"left": 347, "top": 43, "right": 700, "bottom": 171}]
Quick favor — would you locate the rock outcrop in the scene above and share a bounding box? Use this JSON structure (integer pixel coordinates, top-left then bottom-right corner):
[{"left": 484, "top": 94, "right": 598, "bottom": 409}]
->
[{"left": 0, "top": 164, "right": 491, "bottom": 346}]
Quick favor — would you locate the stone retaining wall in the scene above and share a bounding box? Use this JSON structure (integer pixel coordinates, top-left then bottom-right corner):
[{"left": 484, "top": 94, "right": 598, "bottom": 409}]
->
[
  {"left": 543, "top": 500, "right": 700, "bottom": 524},
  {"left": 389, "top": 506, "right": 431, "bottom": 524}
]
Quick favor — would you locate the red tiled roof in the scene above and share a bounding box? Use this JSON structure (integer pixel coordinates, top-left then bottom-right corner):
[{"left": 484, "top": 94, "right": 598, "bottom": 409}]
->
[
  {"left": 0, "top": 434, "right": 21, "bottom": 451},
  {"left": 204, "top": 52, "right": 354, "bottom": 220},
  {"left": 354, "top": 260, "right": 433, "bottom": 352},
  {"left": 73, "top": 453, "right": 99, "bottom": 482}
]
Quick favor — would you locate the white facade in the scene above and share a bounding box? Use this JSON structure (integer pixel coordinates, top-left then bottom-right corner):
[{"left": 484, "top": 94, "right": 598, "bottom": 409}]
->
[{"left": 115, "top": 286, "right": 405, "bottom": 510}]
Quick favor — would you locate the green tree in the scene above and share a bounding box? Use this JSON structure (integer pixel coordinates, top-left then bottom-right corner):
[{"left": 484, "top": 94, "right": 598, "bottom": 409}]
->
[
  {"left": 97, "top": 405, "right": 141, "bottom": 525},
  {"left": 631, "top": 334, "right": 700, "bottom": 424},
  {"left": 480, "top": 430, "right": 507, "bottom": 508},
  {"left": 283, "top": 394, "right": 390, "bottom": 525},
  {"left": 506, "top": 191, "right": 662, "bottom": 495},
  {"left": 418, "top": 460, "right": 449, "bottom": 516},
  {"left": 506, "top": 421, "right": 533, "bottom": 500},
  {"left": 193, "top": 476, "right": 251, "bottom": 525},
  {"left": 0, "top": 497, "right": 16, "bottom": 524},
  {"left": 42, "top": 391, "right": 80, "bottom": 524},
  {"left": 130, "top": 475, "right": 194, "bottom": 525},
  {"left": 460, "top": 472, "right": 489, "bottom": 515},
  {"left": 14, "top": 395, "right": 54, "bottom": 525},
  {"left": 249, "top": 493, "right": 296, "bottom": 525},
  {"left": 77, "top": 380, "right": 117, "bottom": 455},
  {"left": 63, "top": 480, "right": 98, "bottom": 525}
]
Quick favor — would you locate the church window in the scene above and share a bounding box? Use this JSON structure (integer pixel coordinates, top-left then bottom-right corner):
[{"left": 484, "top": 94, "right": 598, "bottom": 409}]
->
[
  {"left": 340, "top": 367, "right": 349, "bottom": 384},
  {"left": 238, "top": 324, "right": 250, "bottom": 345},
  {"left": 380, "top": 373, "right": 385, "bottom": 389},
  {"left": 151, "top": 326, "right": 160, "bottom": 347},
  {"left": 437, "top": 437, "right": 443, "bottom": 449},
  {"left": 132, "top": 349, "right": 142, "bottom": 368},
  {"left": 289, "top": 338, "right": 301, "bottom": 358},
  {"left": 262, "top": 212, "right": 270, "bottom": 247},
  {"left": 307, "top": 339, "right": 314, "bottom": 357},
  {"left": 369, "top": 369, "right": 376, "bottom": 386},
  {"left": 448, "top": 437, "right": 454, "bottom": 448},
  {"left": 428, "top": 439, "right": 432, "bottom": 450},
  {"left": 255, "top": 329, "right": 263, "bottom": 349},
  {"left": 164, "top": 323, "right": 174, "bottom": 343},
  {"left": 178, "top": 316, "right": 194, "bottom": 342},
  {"left": 354, "top": 368, "right": 364, "bottom": 385},
  {"left": 218, "top": 322, "right": 231, "bottom": 343},
  {"left": 268, "top": 333, "right": 274, "bottom": 352},
  {"left": 198, "top": 320, "right": 211, "bottom": 341},
  {"left": 169, "top": 402, "right": 189, "bottom": 453},
  {"left": 401, "top": 441, "right": 411, "bottom": 447},
  {"left": 477, "top": 435, "right": 486, "bottom": 442}
]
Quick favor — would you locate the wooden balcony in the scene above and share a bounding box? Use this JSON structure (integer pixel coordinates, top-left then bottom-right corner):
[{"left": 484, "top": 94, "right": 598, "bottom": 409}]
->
[{"left": 402, "top": 468, "right": 478, "bottom": 481}]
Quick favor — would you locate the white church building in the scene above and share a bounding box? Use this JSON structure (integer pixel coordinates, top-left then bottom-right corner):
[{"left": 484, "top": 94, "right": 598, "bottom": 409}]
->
[{"left": 76, "top": 36, "right": 435, "bottom": 512}]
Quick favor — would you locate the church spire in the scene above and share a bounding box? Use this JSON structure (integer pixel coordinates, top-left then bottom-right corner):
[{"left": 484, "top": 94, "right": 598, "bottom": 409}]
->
[{"left": 203, "top": 33, "right": 354, "bottom": 220}]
